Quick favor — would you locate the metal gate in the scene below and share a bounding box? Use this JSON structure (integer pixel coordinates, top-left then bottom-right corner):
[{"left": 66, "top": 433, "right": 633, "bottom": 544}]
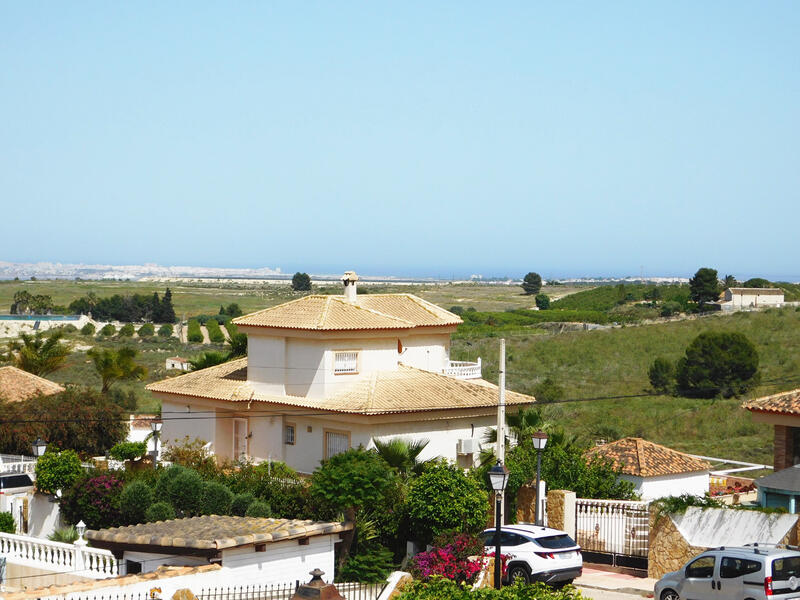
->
[{"left": 575, "top": 499, "right": 650, "bottom": 570}]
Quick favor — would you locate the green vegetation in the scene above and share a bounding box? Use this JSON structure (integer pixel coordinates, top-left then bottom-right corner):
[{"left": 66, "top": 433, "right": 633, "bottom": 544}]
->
[
  {"left": 522, "top": 272, "right": 542, "bottom": 295},
  {"left": 35, "top": 450, "right": 83, "bottom": 495},
  {"left": 118, "top": 323, "right": 135, "bottom": 337},
  {"left": 10, "top": 290, "right": 56, "bottom": 314},
  {"left": 689, "top": 267, "right": 720, "bottom": 304},
  {"left": 397, "top": 579, "right": 585, "bottom": 600},
  {"left": 81, "top": 322, "right": 96, "bottom": 336},
  {"left": 535, "top": 293, "right": 550, "bottom": 310},
  {"left": 88, "top": 346, "right": 148, "bottom": 393},
  {"left": 5, "top": 330, "right": 71, "bottom": 376},
  {"left": 187, "top": 319, "right": 203, "bottom": 343},
  {"left": 0, "top": 511, "right": 15, "bottom": 534},
  {"left": 138, "top": 323, "right": 155, "bottom": 337},
  {"left": 551, "top": 283, "right": 689, "bottom": 312},
  {"left": 205, "top": 318, "right": 225, "bottom": 343},
  {"left": 48, "top": 525, "right": 78, "bottom": 543},
  {"left": 145, "top": 502, "right": 175, "bottom": 522},
  {"left": 108, "top": 441, "right": 147, "bottom": 461},
  {"left": 291, "top": 272, "right": 312, "bottom": 292},
  {"left": 120, "top": 481, "right": 154, "bottom": 524},
  {"left": 648, "top": 357, "right": 675, "bottom": 393},
  {"left": 99, "top": 323, "right": 116, "bottom": 336},
  {"left": 676, "top": 332, "right": 760, "bottom": 398},
  {"left": 158, "top": 323, "right": 173, "bottom": 337},
  {"left": 67, "top": 289, "right": 176, "bottom": 323}
]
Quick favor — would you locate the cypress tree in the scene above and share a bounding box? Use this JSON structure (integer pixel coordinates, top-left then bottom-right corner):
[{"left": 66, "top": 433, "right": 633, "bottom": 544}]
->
[{"left": 160, "top": 288, "right": 176, "bottom": 323}]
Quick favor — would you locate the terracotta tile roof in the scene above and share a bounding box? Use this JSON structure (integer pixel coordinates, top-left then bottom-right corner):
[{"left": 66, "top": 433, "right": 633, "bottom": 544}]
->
[
  {"left": 0, "top": 366, "right": 65, "bottom": 403},
  {"left": 232, "top": 294, "right": 461, "bottom": 331},
  {"left": 743, "top": 389, "right": 800, "bottom": 416},
  {"left": 146, "top": 358, "right": 535, "bottom": 415},
  {"left": 87, "top": 515, "right": 352, "bottom": 550},
  {"left": 585, "top": 437, "right": 711, "bottom": 477},
  {"left": 2, "top": 564, "right": 221, "bottom": 600},
  {"left": 728, "top": 288, "right": 784, "bottom": 295},
  {"left": 167, "top": 356, "right": 189, "bottom": 362}
]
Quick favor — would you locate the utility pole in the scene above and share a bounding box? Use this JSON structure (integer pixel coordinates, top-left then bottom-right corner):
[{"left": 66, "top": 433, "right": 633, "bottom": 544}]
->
[{"left": 497, "top": 338, "right": 506, "bottom": 524}]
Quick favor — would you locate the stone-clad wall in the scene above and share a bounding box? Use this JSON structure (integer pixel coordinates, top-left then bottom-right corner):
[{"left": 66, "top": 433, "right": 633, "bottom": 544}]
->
[{"left": 648, "top": 506, "right": 800, "bottom": 579}]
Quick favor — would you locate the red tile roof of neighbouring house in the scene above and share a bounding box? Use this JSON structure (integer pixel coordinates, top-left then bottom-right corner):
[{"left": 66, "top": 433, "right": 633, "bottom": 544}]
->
[
  {"left": 585, "top": 437, "right": 711, "bottom": 477},
  {"left": 0, "top": 366, "right": 65, "bottom": 403},
  {"left": 743, "top": 389, "right": 800, "bottom": 416},
  {"left": 232, "top": 294, "right": 461, "bottom": 331},
  {"left": 146, "top": 358, "right": 535, "bottom": 415}
]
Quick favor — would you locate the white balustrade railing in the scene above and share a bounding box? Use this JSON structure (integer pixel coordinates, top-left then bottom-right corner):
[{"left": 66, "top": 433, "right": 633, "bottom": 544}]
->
[
  {"left": 444, "top": 358, "right": 482, "bottom": 380},
  {"left": 0, "top": 453, "right": 37, "bottom": 474},
  {"left": 0, "top": 532, "right": 118, "bottom": 578}
]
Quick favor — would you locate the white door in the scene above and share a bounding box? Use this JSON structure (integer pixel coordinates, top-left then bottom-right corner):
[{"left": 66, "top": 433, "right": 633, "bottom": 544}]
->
[{"left": 233, "top": 418, "right": 248, "bottom": 461}]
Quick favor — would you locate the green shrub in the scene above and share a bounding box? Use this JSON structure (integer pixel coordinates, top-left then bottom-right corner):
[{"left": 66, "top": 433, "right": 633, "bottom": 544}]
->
[
  {"left": 0, "top": 511, "right": 15, "bottom": 533},
  {"left": 532, "top": 376, "right": 564, "bottom": 403},
  {"left": 187, "top": 319, "right": 203, "bottom": 343},
  {"left": 145, "top": 501, "right": 176, "bottom": 522},
  {"left": 138, "top": 323, "right": 155, "bottom": 337},
  {"left": 119, "top": 323, "right": 135, "bottom": 337},
  {"left": 202, "top": 482, "right": 234, "bottom": 515},
  {"left": 649, "top": 358, "right": 675, "bottom": 393},
  {"left": 337, "top": 546, "right": 395, "bottom": 583},
  {"left": 35, "top": 450, "right": 83, "bottom": 495},
  {"left": 676, "top": 332, "right": 760, "bottom": 398},
  {"left": 48, "top": 525, "right": 78, "bottom": 543},
  {"left": 158, "top": 323, "right": 174, "bottom": 337},
  {"left": 230, "top": 493, "right": 255, "bottom": 516},
  {"left": 99, "top": 323, "right": 116, "bottom": 336},
  {"left": 535, "top": 294, "right": 550, "bottom": 310},
  {"left": 661, "top": 301, "right": 682, "bottom": 317},
  {"left": 61, "top": 324, "right": 78, "bottom": 333},
  {"left": 205, "top": 319, "right": 225, "bottom": 343},
  {"left": 396, "top": 578, "right": 581, "bottom": 600},
  {"left": 245, "top": 500, "right": 272, "bottom": 517},
  {"left": 449, "top": 306, "right": 465, "bottom": 315},
  {"left": 168, "top": 469, "right": 205, "bottom": 516},
  {"left": 109, "top": 441, "right": 147, "bottom": 461},
  {"left": 120, "top": 481, "right": 154, "bottom": 525},
  {"left": 407, "top": 464, "right": 488, "bottom": 545},
  {"left": 81, "top": 323, "right": 96, "bottom": 336}
]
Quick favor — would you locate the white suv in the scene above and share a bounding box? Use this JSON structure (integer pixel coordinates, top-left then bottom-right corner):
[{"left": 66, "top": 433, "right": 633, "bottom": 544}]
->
[
  {"left": 655, "top": 545, "right": 800, "bottom": 600},
  {"left": 481, "top": 524, "right": 583, "bottom": 585}
]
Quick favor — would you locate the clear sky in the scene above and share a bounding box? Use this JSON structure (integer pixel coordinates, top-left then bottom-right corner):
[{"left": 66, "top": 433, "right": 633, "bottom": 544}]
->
[{"left": 2, "top": 2, "right": 798, "bottom": 280}]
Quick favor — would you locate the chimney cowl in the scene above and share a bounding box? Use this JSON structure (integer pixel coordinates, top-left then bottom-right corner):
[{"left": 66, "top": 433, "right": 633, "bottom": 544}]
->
[{"left": 342, "top": 271, "right": 358, "bottom": 303}]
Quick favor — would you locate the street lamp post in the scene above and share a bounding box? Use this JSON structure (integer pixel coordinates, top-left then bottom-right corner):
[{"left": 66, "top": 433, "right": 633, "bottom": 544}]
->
[
  {"left": 488, "top": 460, "right": 509, "bottom": 589},
  {"left": 150, "top": 420, "right": 163, "bottom": 465},
  {"left": 531, "top": 430, "right": 549, "bottom": 526},
  {"left": 32, "top": 438, "right": 47, "bottom": 458}
]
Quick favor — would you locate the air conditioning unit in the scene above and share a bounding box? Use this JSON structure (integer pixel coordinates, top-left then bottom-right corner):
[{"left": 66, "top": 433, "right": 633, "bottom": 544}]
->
[{"left": 457, "top": 438, "right": 478, "bottom": 455}]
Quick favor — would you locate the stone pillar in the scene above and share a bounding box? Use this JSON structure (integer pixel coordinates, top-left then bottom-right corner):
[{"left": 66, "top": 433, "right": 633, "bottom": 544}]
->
[
  {"left": 545, "top": 490, "right": 576, "bottom": 538},
  {"left": 775, "top": 425, "right": 793, "bottom": 471}
]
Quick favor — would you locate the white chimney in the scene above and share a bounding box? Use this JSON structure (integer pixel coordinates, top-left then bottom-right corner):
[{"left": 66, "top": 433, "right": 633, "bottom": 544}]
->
[{"left": 342, "top": 271, "right": 359, "bottom": 303}]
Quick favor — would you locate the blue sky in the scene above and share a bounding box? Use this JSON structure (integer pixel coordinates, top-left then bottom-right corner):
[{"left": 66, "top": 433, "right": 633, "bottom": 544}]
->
[{"left": 2, "top": 2, "right": 798, "bottom": 280}]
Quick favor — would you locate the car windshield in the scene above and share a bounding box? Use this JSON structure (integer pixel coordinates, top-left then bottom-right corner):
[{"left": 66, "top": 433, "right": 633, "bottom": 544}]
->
[
  {"left": 535, "top": 534, "right": 577, "bottom": 549},
  {"left": 772, "top": 557, "right": 800, "bottom": 581}
]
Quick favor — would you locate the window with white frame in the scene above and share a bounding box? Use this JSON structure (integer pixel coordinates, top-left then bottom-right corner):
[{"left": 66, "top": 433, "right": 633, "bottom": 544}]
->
[
  {"left": 334, "top": 351, "right": 359, "bottom": 374},
  {"left": 284, "top": 423, "right": 296, "bottom": 445},
  {"left": 325, "top": 430, "right": 350, "bottom": 458}
]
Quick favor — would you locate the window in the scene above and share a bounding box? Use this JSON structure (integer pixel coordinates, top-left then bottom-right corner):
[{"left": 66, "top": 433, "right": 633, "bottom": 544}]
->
[
  {"left": 334, "top": 351, "right": 359, "bottom": 374},
  {"left": 535, "top": 534, "right": 578, "bottom": 549},
  {"left": 686, "top": 555, "right": 716, "bottom": 579},
  {"left": 772, "top": 557, "right": 800, "bottom": 581},
  {"left": 325, "top": 430, "right": 350, "bottom": 458},
  {"left": 721, "top": 557, "right": 761, "bottom": 578},
  {"left": 284, "top": 423, "right": 296, "bottom": 445},
  {"left": 500, "top": 532, "right": 528, "bottom": 546}
]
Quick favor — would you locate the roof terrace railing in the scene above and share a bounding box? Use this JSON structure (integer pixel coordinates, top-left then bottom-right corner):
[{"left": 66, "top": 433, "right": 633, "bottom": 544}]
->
[{"left": 443, "top": 358, "right": 482, "bottom": 380}]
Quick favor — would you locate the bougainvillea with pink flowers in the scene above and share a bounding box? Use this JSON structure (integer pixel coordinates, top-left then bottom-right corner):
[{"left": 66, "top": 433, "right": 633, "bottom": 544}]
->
[{"left": 409, "top": 532, "right": 510, "bottom": 584}]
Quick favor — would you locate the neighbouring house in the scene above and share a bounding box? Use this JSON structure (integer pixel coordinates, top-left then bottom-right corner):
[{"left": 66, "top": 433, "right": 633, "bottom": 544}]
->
[
  {"left": 147, "top": 271, "right": 535, "bottom": 473},
  {"left": 0, "top": 366, "right": 65, "bottom": 402},
  {"left": 716, "top": 287, "right": 785, "bottom": 311},
  {"left": 753, "top": 466, "right": 800, "bottom": 512},
  {"left": 743, "top": 389, "right": 800, "bottom": 471},
  {"left": 165, "top": 356, "right": 191, "bottom": 371},
  {"left": 86, "top": 515, "right": 351, "bottom": 583},
  {"left": 585, "top": 437, "right": 711, "bottom": 499}
]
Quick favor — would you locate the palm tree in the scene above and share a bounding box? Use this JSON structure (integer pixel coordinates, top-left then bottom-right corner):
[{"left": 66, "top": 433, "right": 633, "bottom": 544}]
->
[
  {"left": 226, "top": 333, "right": 247, "bottom": 358},
  {"left": 7, "top": 330, "right": 71, "bottom": 376},
  {"left": 480, "top": 407, "right": 576, "bottom": 465},
  {"left": 372, "top": 437, "right": 432, "bottom": 477},
  {"left": 88, "top": 346, "right": 147, "bottom": 393},
  {"left": 189, "top": 351, "right": 229, "bottom": 371}
]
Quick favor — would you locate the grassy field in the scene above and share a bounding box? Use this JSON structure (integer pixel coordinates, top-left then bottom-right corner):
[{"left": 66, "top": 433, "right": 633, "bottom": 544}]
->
[{"left": 452, "top": 307, "right": 800, "bottom": 465}]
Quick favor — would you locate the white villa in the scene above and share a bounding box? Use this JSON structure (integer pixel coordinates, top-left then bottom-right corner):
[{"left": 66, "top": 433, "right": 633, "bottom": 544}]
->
[
  {"left": 718, "top": 287, "right": 785, "bottom": 311},
  {"left": 147, "top": 271, "right": 535, "bottom": 472}
]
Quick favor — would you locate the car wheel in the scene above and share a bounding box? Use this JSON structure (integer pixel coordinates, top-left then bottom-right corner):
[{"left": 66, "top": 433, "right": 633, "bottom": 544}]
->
[
  {"left": 660, "top": 589, "right": 680, "bottom": 600},
  {"left": 507, "top": 564, "right": 531, "bottom": 584}
]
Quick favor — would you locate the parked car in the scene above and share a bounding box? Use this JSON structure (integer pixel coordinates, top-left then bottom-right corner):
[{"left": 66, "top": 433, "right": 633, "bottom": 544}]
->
[
  {"left": 481, "top": 524, "right": 583, "bottom": 585},
  {"left": 655, "top": 545, "right": 800, "bottom": 600}
]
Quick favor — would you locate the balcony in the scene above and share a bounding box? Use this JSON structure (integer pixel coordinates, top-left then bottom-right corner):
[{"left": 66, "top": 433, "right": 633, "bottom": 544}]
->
[{"left": 444, "top": 358, "right": 482, "bottom": 380}]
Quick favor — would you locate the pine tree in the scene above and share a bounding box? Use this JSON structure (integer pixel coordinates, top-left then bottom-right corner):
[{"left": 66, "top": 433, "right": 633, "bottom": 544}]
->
[{"left": 160, "top": 288, "right": 176, "bottom": 323}]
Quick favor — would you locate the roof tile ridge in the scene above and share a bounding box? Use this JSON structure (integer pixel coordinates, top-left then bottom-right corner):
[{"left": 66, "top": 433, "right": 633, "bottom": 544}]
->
[
  {"left": 233, "top": 295, "right": 325, "bottom": 323},
  {"left": 317, "top": 296, "right": 334, "bottom": 328},
  {"left": 399, "top": 293, "right": 459, "bottom": 320},
  {"left": 635, "top": 438, "right": 646, "bottom": 476}
]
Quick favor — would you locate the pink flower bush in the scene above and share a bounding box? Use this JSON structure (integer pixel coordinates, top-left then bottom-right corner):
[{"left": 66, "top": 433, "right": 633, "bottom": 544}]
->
[{"left": 409, "top": 533, "right": 510, "bottom": 584}]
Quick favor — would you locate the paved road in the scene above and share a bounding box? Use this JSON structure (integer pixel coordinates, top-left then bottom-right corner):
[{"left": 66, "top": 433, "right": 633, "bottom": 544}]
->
[{"left": 578, "top": 587, "right": 651, "bottom": 600}]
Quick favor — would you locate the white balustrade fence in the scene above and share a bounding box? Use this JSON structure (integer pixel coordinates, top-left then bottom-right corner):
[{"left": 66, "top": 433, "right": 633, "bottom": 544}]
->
[
  {"left": 0, "top": 454, "right": 37, "bottom": 474},
  {"left": 0, "top": 532, "right": 118, "bottom": 579},
  {"left": 444, "top": 358, "right": 482, "bottom": 379}
]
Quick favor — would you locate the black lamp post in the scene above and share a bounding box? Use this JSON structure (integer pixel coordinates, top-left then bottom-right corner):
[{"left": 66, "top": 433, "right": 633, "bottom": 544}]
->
[
  {"left": 532, "top": 430, "right": 549, "bottom": 526},
  {"left": 488, "top": 460, "right": 509, "bottom": 589},
  {"left": 32, "top": 438, "right": 47, "bottom": 458}
]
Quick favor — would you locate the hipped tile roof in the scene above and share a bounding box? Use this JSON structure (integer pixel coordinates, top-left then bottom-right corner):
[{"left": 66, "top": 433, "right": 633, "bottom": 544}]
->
[
  {"left": 728, "top": 288, "right": 784, "bottom": 295},
  {"left": 146, "top": 358, "right": 535, "bottom": 415},
  {"left": 0, "top": 366, "right": 65, "bottom": 403},
  {"left": 585, "top": 437, "right": 711, "bottom": 477},
  {"left": 743, "top": 389, "right": 800, "bottom": 416},
  {"left": 232, "top": 294, "right": 461, "bottom": 331},
  {"left": 87, "top": 515, "right": 352, "bottom": 550}
]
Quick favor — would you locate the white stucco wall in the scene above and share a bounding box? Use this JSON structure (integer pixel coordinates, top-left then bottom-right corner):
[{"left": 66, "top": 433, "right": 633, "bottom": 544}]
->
[
  {"left": 160, "top": 399, "right": 217, "bottom": 451},
  {"left": 398, "top": 332, "right": 450, "bottom": 373},
  {"left": 248, "top": 336, "right": 287, "bottom": 395},
  {"left": 621, "top": 471, "right": 710, "bottom": 500},
  {"left": 725, "top": 289, "right": 784, "bottom": 308}
]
